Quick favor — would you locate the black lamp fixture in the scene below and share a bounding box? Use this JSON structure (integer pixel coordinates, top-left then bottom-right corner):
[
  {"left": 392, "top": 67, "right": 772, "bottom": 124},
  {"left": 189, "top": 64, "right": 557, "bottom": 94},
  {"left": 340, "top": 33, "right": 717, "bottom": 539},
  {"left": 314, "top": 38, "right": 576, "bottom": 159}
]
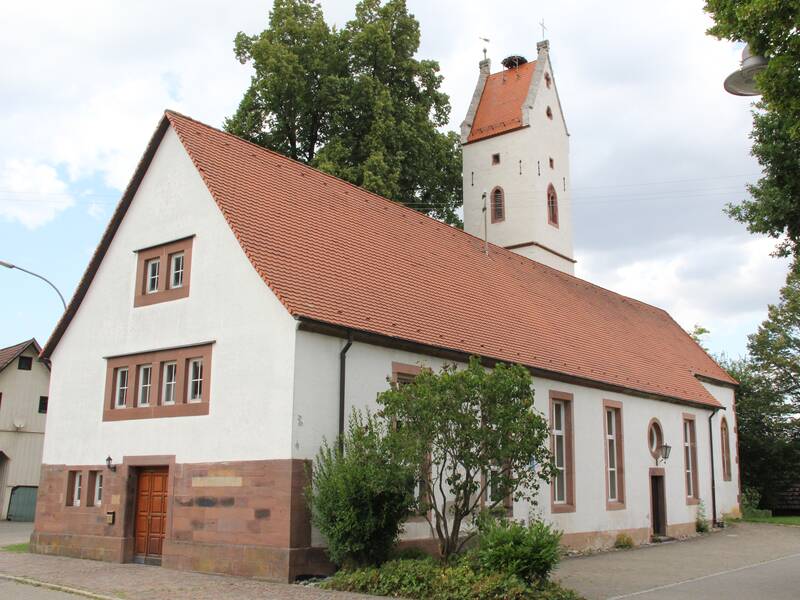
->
[
  {"left": 658, "top": 444, "right": 672, "bottom": 464},
  {"left": 105, "top": 456, "right": 116, "bottom": 472}
]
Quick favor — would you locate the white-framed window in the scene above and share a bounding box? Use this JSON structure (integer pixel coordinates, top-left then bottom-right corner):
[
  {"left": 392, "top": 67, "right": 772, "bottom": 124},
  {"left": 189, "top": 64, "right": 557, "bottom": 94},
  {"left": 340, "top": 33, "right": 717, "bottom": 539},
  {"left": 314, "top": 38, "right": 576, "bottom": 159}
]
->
[
  {"left": 115, "top": 368, "right": 129, "bottom": 408},
  {"left": 170, "top": 252, "right": 184, "bottom": 289},
  {"left": 162, "top": 361, "right": 177, "bottom": 405},
  {"left": 187, "top": 358, "right": 203, "bottom": 403},
  {"left": 606, "top": 408, "right": 619, "bottom": 501},
  {"left": 73, "top": 472, "right": 82, "bottom": 507},
  {"left": 552, "top": 400, "right": 566, "bottom": 504},
  {"left": 684, "top": 419, "right": 696, "bottom": 498},
  {"left": 146, "top": 258, "right": 160, "bottom": 293},
  {"left": 94, "top": 473, "right": 103, "bottom": 506},
  {"left": 137, "top": 364, "right": 152, "bottom": 407}
]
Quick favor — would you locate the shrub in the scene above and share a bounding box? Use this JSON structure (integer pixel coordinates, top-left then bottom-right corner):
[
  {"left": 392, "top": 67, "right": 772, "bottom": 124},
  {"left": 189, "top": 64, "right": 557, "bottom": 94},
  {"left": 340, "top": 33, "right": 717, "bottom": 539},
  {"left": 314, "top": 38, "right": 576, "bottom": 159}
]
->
[
  {"left": 322, "top": 559, "right": 584, "bottom": 600},
  {"left": 696, "top": 500, "right": 710, "bottom": 533},
  {"left": 308, "top": 409, "right": 416, "bottom": 568},
  {"left": 473, "top": 518, "right": 563, "bottom": 584},
  {"left": 391, "top": 545, "right": 433, "bottom": 561},
  {"left": 613, "top": 533, "right": 634, "bottom": 549}
]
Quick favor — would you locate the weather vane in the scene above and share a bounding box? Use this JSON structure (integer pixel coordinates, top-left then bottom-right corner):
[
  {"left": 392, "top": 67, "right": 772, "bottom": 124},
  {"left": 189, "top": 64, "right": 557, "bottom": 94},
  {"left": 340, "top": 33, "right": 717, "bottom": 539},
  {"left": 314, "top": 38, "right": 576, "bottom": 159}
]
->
[
  {"left": 539, "top": 19, "right": 547, "bottom": 40},
  {"left": 479, "top": 36, "right": 490, "bottom": 60}
]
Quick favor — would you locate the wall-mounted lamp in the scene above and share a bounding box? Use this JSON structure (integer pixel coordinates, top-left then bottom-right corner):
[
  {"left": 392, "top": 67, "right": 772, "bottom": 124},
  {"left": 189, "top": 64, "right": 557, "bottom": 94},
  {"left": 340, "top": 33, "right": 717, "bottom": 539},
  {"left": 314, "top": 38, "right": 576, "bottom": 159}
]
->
[
  {"left": 105, "top": 456, "right": 117, "bottom": 472},
  {"left": 657, "top": 444, "right": 672, "bottom": 465}
]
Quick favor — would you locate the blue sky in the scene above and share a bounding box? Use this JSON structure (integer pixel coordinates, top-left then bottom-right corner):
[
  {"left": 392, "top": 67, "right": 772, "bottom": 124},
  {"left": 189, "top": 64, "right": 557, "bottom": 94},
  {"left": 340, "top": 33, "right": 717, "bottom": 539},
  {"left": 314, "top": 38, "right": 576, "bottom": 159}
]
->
[{"left": 0, "top": 0, "right": 791, "bottom": 358}]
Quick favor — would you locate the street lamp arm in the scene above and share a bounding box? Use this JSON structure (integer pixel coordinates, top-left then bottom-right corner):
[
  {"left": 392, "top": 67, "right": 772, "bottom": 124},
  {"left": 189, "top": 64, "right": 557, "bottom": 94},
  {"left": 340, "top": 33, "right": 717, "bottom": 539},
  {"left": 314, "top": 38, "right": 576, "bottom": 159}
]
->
[{"left": 1, "top": 261, "right": 67, "bottom": 310}]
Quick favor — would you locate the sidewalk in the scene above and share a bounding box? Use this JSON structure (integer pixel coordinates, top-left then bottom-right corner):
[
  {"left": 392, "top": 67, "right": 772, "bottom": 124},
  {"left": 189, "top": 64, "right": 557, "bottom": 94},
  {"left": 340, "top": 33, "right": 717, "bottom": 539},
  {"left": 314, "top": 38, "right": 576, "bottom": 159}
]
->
[{"left": 0, "top": 550, "right": 380, "bottom": 600}]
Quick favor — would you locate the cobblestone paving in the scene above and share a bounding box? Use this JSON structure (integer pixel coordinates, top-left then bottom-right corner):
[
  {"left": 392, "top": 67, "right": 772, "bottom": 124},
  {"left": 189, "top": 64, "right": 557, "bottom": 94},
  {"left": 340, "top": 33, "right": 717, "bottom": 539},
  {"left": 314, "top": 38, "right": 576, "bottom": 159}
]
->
[{"left": 0, "top": 552, "right": 383, "bottom": 600}]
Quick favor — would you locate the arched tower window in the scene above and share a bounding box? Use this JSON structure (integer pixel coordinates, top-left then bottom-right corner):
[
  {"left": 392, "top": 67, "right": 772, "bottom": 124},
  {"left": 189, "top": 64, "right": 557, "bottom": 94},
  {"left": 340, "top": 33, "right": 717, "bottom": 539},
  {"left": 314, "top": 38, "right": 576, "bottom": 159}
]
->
[
  {"left": 547, "top": 184, "right": 559, "bottom": 227},
  {"left": 490, "top": 187, "right": 505, "bottom": 223},
  {"left": 721, "top": 417, "right": 732, "bottom": 481}
]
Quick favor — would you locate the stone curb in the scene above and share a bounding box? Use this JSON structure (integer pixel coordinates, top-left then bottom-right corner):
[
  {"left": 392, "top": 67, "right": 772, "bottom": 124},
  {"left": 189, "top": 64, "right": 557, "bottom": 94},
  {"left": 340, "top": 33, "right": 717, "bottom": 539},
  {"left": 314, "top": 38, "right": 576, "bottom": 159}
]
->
[{"left": 0, "top": 572, "right": 122, "bottom": 600}]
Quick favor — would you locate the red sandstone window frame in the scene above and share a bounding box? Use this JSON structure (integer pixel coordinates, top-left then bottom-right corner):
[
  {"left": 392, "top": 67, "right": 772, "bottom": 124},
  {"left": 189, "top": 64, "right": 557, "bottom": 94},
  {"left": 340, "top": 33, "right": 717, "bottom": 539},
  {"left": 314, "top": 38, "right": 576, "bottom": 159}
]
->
[
  {"left": 133, "top": 236, "right": 193, "bottom": 307},
  {"left": 86, "top": 470, "right": 103, "bottom": 507},
  {"left": 647, "top": 418, "right": 664, "bottom": 460},
  {"left": 721, "top": 417, "right": 732, "bottom": 482},
  {"left": 683, "top": 413, "right": 700, "bottom": 504},
  {"left": 603, "top": 399, "right": 626, "bottom": 510},
  {"left": 547, "top": 184, "right": 559, "bottom": 228},
  {"left": 66, "top": 470, "right": 82, "bottom": 507},
  {"left": 391, "top": 362, "right": 432, "bottom": 519},
  {"left": 550, "top": 390, "right": 575, "bottom": 513},
  {"left": 481, "top": 462, "right": 514, "bottom": 517},
  {"left": 103, "top": 342, "right": 213, "bottom": 421},
  {"left": 490, "top": 187, "right": 505, "bottom": 223}
]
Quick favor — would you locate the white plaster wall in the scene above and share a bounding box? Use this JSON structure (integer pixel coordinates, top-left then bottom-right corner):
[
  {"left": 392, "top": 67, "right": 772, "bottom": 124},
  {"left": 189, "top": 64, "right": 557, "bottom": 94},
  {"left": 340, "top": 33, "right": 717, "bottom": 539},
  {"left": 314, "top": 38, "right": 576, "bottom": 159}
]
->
[
  {"left": 0, "top": 346, "right": 49, "bottom": 517},
  {"left": 293, "top": 331, "right": 736, "bottom": 544},
  {"left": 43, "top": 127, "right": 298, "bottom": 465},
  {"left": 462, "top": 53, "right": 574, "bottom": 275},
  {"left": 700, "top": 381, "right": 741, "bottom": 517}
]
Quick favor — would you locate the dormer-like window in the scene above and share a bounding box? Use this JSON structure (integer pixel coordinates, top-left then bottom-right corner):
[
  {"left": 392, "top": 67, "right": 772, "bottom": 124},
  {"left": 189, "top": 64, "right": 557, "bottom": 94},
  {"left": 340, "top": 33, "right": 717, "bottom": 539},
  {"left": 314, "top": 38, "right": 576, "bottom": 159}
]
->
[
  {"left": 492, "top": 153, "right": 500, "bottom": 165},
  {"left": 544, "top": 72, "right": 552, "bottom": 88},
  {"left": 491, "top": 187, "right": 505, "bottom": 223},
  {"left": 547, "top": 184, "right": 559, "bottom": 227},
  {"left": 546, "top": 106, "right": 553, "bottom": 120},
  {"left": 134, "top": 236, "right": 193, "bottom": 307}
]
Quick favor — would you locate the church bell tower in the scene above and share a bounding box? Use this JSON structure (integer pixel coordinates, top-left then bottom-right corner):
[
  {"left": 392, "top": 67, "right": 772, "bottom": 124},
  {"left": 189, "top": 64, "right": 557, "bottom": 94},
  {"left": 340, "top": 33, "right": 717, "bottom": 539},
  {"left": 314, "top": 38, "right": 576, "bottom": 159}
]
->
[{"left": 460, "top": 41, "right": 575, "bottom": 274}]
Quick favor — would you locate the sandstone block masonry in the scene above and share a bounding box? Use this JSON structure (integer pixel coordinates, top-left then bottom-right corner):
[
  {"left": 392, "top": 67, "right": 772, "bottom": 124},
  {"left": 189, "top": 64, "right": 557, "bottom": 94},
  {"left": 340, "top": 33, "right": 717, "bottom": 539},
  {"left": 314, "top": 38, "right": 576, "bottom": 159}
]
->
[{"left": 30, "top": 458, "right": 333, "bottom": 582}]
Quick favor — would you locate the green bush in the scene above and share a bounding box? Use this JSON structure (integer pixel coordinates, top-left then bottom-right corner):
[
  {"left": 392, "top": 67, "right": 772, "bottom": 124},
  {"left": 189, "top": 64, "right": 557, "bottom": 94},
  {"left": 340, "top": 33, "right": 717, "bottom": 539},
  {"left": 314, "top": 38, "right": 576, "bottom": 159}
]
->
[
  {"left": 322, "top": 559, "right": 584, "bottom": 600},
  {"left": 474, "top": 518, "right": 563, "bottom": 584},
  {"left": 308, "top": 410, "right": 416, "bottom": 568},
  {"left": 696, "top": 500, "right": 710, "bottom": 533},
  {"left": 613, "top": 533, "right": 634, "bottom": 549}
]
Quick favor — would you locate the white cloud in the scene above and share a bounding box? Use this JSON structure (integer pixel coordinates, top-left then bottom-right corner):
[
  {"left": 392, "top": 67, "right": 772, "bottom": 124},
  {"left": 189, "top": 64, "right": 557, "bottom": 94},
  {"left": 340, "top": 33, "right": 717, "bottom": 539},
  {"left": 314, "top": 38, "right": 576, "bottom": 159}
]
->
[{"left": 0, "top": 159, "right": 74, "bottom": 228}]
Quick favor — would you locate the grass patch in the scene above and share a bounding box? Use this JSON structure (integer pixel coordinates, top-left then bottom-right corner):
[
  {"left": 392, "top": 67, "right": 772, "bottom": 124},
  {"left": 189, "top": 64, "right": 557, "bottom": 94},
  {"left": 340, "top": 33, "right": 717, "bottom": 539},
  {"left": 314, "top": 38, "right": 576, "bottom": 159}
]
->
[
  {"left": 743, "top": 515, "right": 800, "bottom": 526},
  {"left": 1, "top": 542, "right": 29, "bottom": 553}
]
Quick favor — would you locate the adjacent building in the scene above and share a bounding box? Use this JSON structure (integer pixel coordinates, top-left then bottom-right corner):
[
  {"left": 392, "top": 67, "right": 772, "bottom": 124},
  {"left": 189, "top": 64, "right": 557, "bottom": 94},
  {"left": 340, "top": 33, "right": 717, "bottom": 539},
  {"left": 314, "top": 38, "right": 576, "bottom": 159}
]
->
[
  {"left": 0, "top": 338, "right": 49, "bottom": 521},
  {"left": 32, "top": 42, "right": 739, "bottom": 582}
]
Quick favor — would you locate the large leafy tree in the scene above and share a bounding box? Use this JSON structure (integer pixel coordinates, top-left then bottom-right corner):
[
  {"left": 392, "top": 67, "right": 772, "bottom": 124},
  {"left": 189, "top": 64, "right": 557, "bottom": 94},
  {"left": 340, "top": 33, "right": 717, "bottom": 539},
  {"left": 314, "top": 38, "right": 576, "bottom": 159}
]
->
[
  {"left": 377, "top": 358, "right": 554, "bottom": 560},
  {"left": 226, "top": 0, "right": 463, "bottom": 225},
  {"left": 704, "top": 1, "right": 800, "bottom": 257}
]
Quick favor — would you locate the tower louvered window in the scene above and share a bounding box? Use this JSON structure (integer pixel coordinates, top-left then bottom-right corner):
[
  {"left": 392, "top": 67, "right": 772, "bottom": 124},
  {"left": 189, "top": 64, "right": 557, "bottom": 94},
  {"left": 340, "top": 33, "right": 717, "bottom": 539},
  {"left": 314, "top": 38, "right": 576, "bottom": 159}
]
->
[{"left": 491, "top": 187, "right": 505, "bottom": 223}]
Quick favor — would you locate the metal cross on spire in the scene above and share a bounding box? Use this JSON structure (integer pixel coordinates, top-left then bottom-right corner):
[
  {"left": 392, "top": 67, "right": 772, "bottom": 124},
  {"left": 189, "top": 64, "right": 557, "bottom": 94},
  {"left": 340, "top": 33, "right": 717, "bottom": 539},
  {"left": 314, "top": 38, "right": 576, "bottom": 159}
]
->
[
  {"left": 479, "top": 36, "right": 490, "bottom": 60},
  {"left": 539, "top": 19, "right": 547, "bottom": 40}
]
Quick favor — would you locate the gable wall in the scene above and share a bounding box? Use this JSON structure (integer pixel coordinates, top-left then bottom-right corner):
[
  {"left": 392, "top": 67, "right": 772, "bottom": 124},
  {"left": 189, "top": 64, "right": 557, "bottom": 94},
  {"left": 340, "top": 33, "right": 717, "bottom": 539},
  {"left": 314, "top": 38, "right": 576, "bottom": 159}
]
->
[
  {"left": 293, "top": 330, "right": 739, "bottom": 548},
  {"left": 44, "top": 127, "right": 298, "bottom": 465}
]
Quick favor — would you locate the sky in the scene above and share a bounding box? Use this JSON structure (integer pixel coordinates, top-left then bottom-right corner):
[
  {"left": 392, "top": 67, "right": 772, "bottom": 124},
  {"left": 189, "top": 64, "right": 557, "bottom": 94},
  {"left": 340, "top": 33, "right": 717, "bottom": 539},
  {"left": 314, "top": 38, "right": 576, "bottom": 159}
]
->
[{"left": 0, "top": 0, "right": 791, "bottom": 358}]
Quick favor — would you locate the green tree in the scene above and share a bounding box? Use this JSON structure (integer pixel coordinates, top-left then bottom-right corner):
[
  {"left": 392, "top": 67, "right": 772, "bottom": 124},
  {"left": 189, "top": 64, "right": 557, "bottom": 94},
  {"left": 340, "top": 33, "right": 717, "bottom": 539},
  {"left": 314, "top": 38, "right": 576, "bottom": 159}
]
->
[
  {"left": 377, "top": 358, "right": 554, "bottom": 560},
  {"left": 719, "top": 355, "right": 800, "bottom": 508},
  {"left": 308, "top": 409, "right": 416, "bottom": 568},
  {"left": 704, "top": 1, "right": 800, "bottom": 257},
  {"left": 748, "top": 260, "right": 800, "bottom": 409},
  {"left": 226, "top": 0, "right": 463, "bottom": 226}
]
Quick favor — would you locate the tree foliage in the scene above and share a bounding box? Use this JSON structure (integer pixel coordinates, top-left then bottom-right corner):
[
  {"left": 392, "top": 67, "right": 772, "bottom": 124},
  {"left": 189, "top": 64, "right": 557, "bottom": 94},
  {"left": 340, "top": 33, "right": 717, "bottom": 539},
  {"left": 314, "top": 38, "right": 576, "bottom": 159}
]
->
[
  {"left": 377, "top": 358, "right": 554, "bottom": 559},
  {"left": 226, "top": 0, "right": 463, "bottom": 225},
  {"left": 308, "top": 409, "right": 416, "bottom": 568},
  {"left": 704, "top": 0, "right": 800, "bottom": 257}
]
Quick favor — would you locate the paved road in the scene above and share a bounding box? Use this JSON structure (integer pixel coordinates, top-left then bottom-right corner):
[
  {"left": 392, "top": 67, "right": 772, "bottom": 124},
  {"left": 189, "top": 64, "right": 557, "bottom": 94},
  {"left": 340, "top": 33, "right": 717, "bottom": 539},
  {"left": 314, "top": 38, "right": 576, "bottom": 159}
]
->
[
  {"left": 554, "top": 522, "right": 800, "bottom": 599},
  {"left": 0, "top": 521, "right": 33, "bottom": 546},
  {"left": 0, "top": 579, "right": 77, "bottom": 599}
]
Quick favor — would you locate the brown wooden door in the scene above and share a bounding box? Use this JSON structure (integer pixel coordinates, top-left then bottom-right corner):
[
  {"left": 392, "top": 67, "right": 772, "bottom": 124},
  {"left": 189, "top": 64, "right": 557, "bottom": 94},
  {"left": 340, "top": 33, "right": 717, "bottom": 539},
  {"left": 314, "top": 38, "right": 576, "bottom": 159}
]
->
[
  {"left": 650, "top": 475, "right": 667, "bottom": 537},
  {"left": 134, "top": 468, "right": 168, "bottom": 563}
]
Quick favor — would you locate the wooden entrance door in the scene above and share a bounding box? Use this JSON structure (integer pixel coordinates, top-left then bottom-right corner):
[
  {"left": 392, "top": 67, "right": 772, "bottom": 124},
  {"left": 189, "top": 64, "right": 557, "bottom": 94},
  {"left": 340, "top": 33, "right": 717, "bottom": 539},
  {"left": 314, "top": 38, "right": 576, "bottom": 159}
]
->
[
  {"left": 134, "top": 468, "right": 168, "bottom": 564},
  {"left": 650, "top": 474, "right": 666, "bottom": 537}
]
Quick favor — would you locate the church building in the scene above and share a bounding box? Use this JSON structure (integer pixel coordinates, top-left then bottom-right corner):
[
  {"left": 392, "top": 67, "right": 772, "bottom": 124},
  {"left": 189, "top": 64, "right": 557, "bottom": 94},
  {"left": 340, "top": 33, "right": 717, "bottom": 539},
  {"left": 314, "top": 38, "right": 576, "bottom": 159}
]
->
[{"left": 31, "top": 42, "right": 740, "bottom": 582}]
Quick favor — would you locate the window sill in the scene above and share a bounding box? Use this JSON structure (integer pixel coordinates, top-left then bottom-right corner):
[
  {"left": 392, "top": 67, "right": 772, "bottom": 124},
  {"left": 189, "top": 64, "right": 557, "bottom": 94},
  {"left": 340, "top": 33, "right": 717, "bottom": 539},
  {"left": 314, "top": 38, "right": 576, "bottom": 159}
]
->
[
  {"left": 606, "top": 501, "right": 626, "bottom": 511},
  {"left": 551, "top": 502, "right": 575, "bottom": 514},
  {"left": 103, "top": 402, "right": 209, "bottom": 421},
  {"left": 686, "top": 497, "right": 700, "bottom": 506}
]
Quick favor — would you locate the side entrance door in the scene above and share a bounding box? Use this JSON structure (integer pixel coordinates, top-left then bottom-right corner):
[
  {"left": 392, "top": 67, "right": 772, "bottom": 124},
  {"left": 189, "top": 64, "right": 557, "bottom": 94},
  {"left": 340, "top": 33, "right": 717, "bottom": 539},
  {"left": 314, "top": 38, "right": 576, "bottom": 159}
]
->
[
  {"left": 134, "top": 467, "right": 168, "bottom": 565},
  {"left": 650, "top": 474, "right": 667, "bottom": 537}
]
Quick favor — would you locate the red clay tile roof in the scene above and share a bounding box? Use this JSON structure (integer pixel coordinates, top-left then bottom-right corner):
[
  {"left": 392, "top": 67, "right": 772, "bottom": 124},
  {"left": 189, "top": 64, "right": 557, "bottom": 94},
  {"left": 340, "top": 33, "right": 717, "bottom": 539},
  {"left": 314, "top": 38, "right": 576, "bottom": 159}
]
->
[
  {"left": 468, "top": 61, "right": 536, "bottom": 143},
  {"left": 0, "top": 338, "right": 41, "bottom": 373},
  {"left": 43, "top": 111, "right": 736, "bottom": 407}
]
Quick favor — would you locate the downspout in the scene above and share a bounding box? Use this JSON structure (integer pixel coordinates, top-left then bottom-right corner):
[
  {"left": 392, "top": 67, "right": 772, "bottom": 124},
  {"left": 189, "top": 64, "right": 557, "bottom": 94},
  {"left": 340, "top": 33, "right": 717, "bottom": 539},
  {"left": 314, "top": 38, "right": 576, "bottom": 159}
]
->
[
  {"left": 708, "top": 408, "right": 720, "bottom": 527},
  {"left": 338, "top": 332, "right": 353, "bottom": 453}
]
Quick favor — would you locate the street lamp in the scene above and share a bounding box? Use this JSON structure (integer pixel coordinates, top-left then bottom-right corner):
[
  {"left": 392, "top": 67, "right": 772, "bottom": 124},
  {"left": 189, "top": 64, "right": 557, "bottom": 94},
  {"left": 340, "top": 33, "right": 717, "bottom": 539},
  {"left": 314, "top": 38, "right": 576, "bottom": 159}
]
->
[
  {"left": 724, "top": 44, "right": 768, "bottom": 96},
  {"left": 0, "top": 260, "right": 67, "bottom": 310},
  {"left": 657, "top": 444, "right": 672, "bottom": 465}
]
